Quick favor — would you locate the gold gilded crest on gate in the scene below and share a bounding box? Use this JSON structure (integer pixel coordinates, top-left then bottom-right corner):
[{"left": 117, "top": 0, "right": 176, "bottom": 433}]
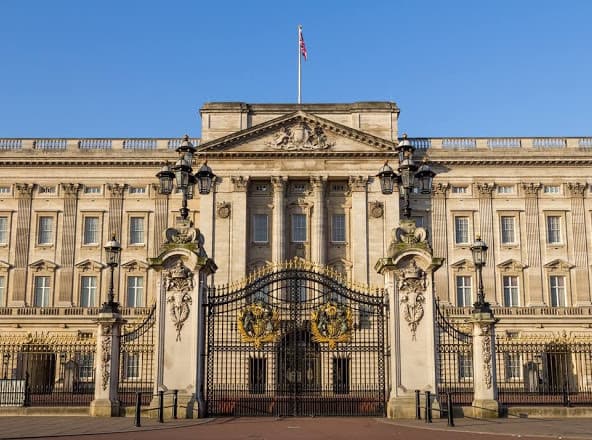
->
[
  {"left": 237, "top": 302, "right": 280, "bottom": 348},
  {"left": 311, "top": 302, "right": 353, "bottom": 349}
]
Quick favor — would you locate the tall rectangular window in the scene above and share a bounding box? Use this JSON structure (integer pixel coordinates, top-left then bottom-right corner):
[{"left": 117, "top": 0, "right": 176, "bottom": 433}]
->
[
  {"left": 129, "top": 217, "right": 145, "bottom": 245},
  {"left": 505, "top": 353, "right": 522, "bottom": 380},
  {"left": 456, "top": 275, "right": 472, "bottom": 307},
  {"left": 0, "top": 217, "right": 8, "bottom": 244},
  {"left": 454, "top": 216, "right": 469, "bottom": 244},
  {"left": 37, "top": 216, "right": 54, "bottom": 245},
  {"left": 124, "top": 353, "right": 140, "bottom": 379},
  {"left": 550, "top": 275, "right": 566, "bottom": 307},
  {"left": 127, "top": 276, "right": 144, "bottom": 307},
  {"left": 0, "top": 277, "right": 5, "bottom": 305},
  {"left": 546, "top": 216, "right": 562, "bottom": 244},
  {"left": 80, "top": 276, "right": 97, "bottom": 307},
  {"left": 252, "top": 214, "right": 268, "bottom": 243},
  {"left": 292, "top": 214, "right": 307, "bottom": 242},
  {"left": 34, "top": 276, "right": 51, "bottom": 307},
  {"left": 83, "top": 217, "right": 99, "bottom": 245},
  {"left": 333, "top": 358, "right": 350, "bottom": 394},
  {"left": 76, "top": 353, "right": 95, "bottom": 380},
  {"left": 331, "top": 214, "right": 346, "bottom": 243},
  {"left": 249, "top": 357, "right": 267, "bottom": 394},
  {"left": 503, "top": 275, "right": 520, "bottom": 306},
  {"left": 458, "top": 353, "right": 473, "bottom": 379},
  {"left": 500, "top": 216, "right": 516, "bottom": 244}
]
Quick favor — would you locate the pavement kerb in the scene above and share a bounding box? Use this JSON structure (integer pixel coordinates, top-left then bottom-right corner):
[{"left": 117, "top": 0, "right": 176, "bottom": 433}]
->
[{"left": 376, "top": 418, "right": 592, "bottom": 440}]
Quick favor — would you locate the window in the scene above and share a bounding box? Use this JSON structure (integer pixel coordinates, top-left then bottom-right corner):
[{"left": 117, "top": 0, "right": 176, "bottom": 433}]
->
[
  {"left": 34, "top": 276, "right": 51, "bottom": 307},
  {"left": 331, "top": 214, "right": 346, "bottom": 243},
  {"left": 505, "top": 353, "right": 522, "bottom": 380},
  {"left": 129, "top": 217, "right": 145, "bottom": 245},
  {"left": 456, "top": 276, "right": 472, "bottom": 307},
  {"left": 333, "top": 358, "right": 350, "bottom": 394},
  {"left": 503, "top": 275, "right": 520, "bottom": 306},
  {"left": 292, "top": 183, "right": 307, "bottom": 193},
  {"left": 38, "top": 186, "right": 56, "bottom": 194},
  {"left": 458, "top": 353, "right": 473, "bottom": 379},
  {"left": 249, "top": 357, "right": 266, "bottom": 394},
  {"left": 292, "top": 214, "right": 307, "bottom": 242},
  {"left": 80, "top": 276, "right": 97, "bottom": 307},
  {"left": 0, "top": 277, "right": 5, "bottom": 305},
  {"left": 543, "top": 185, "right": 560, "bottom": 194},
  {"left": 546, "top": 216, "right": 562, "bottom": 244},
  {"left": 84, "top": 186, "right": 101, "bottom": 194},
  {"left": 0, "top": 186, "right": 10, "bottom": 194},
  {"left": 37, "top": 216, "right": 54, "bottom": 245},
  {"left": 0, "top": 216, "right": 7, "bottom": 244},
  {"left": 254, "top": 184, "right": 268, "bottom": 193},
  {"left": 127, "top": 276, "right": 144, "bottom": 307},
  {"left": 129, "top": 186, "right": 146, "bottom": 194},
  {"left": 83, "top": 217, "right": 99, "bottom": 245},
  {"left": 123, "top": 353, "right": 140, "bottom": 379},
  {"left": 550, "top": 275, "right": 566, "bottom": 307},
  {"left": 76, "top": 353, "right": 95, "bottom": 380},
  {"left": 497, "top": 185, "right": 514, "bottom": 194},
  {"left": 451, "top": 186, "right": 467, "bottom": 194},
  {"left": 454, "top": 216, "right": 469, "bottom": 244},
  {"left": 252, "top": 214, "right": 268, "bottom": 243},
  {"left": 500, "top": 216, "right": 516, "bottom": 244}
]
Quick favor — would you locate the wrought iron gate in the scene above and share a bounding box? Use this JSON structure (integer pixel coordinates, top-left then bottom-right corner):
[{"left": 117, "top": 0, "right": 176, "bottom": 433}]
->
[
  {"left": 206, "top": 262, "right": 386, "bottom": 417},
  {"left": 435, "top": 299, "right": 474, "bottom": 405},
  {"left": 118, "top": 306, "right": 156, "bottom": 406}
]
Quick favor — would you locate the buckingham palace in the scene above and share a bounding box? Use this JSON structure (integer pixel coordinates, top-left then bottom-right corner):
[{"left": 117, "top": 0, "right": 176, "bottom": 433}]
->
[{"left": 0, "top": 101, "right": 591, "bottom": 418}]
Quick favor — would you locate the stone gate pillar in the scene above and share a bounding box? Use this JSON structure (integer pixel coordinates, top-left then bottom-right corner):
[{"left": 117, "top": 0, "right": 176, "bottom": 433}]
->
[
  {"left": 90, "top": 311, "right": 125, "bottom": 416},
  {"left": 470, "top": 311, "right": 499, "bottom": 417},
  {"left": 150, "top": 219, "right": 217, "bottom": 418},
  {"left": 375, "top": 219, "right": 443, "bottom": 418}
]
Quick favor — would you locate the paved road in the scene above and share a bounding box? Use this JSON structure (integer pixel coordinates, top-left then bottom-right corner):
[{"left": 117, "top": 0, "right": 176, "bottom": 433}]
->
[{"left": 2, "top": 416, "right": 592, "bottom": 440}]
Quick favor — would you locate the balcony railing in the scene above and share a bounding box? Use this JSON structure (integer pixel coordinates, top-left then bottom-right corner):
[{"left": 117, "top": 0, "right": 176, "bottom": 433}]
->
[
  {"left": 0, "top": 306, "right": 154, "bottom": 317},
  {"left": 443, "top": 305, "right": 592, "bottom": 317}
]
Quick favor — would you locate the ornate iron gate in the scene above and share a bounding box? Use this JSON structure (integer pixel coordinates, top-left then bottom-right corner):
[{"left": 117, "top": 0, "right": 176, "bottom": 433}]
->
[
  {"left": 118, "top": 306, "right": 156, "bottom": 406},
  {"left": 206, "top": 262, "right": 386, "bottom": 417},
  {"left": 435, "top": 299, "right": 474, "bottom": 405}
]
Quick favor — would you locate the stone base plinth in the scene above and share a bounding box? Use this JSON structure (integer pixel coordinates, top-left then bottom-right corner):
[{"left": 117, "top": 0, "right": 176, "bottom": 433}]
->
[
  {"left": 387, "top": 395, "right": 440, "bottom": 419},
  {"left": 149, "top": 392, "right": 198, "bottom": 419},
  {"left": 90, "top": 399, "right": 121, "bottom": 417},
  {"left": 469, "top": 399, "right": 500, "bottom": 418}
]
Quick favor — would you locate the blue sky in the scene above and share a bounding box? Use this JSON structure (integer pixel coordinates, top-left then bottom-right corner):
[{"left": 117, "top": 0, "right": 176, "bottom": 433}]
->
[{"left": 0, "top": 0, "right": 590, "bottom": 138}]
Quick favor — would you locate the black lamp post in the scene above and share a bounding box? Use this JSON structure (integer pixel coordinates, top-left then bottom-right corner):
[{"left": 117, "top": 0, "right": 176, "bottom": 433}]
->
[
  {"left": 470, "top": 235, "right": 492, "bottom": 314},
  {"left": 101, "top": 234, "right": 122, "bottom": 313},
  {"left": 156, "top": 135, "right": 216, "bottom": 220},
  {"left": 377, "top": 134, "right": 436, "bottom": 218}
]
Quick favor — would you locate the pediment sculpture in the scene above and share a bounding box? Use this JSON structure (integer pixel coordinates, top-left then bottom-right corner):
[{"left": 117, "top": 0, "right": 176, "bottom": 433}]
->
[
  {"left": 164, "top": 260, "right": 194, "bottom": 341},
  {"left": 267, "top": 121, "right": 335, "bottom": 151}
]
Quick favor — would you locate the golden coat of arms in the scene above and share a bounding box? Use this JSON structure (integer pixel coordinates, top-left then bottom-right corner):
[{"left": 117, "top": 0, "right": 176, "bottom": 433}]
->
[
  {"left": 311, "top": 302, "right": 353, "bottom": 349},
  {"left": 237, "top": 302, "right": 280, "bottom": 348}
]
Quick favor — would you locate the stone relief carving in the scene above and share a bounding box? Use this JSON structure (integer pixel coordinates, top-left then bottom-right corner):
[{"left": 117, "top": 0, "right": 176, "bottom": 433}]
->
[
  {"left": 311, "top": 302, "right": 354, "bottom": 349},
  {"left": 231, "top": 176, "right": 248, "bottom": 192},
  {"left": 475, "top": 182, "right": 495, "bottom": 197},
  {"left": 216, "top": 201, "right": 231, "bottom": 219},
  {"left": 522, "top": 182, "right": 541, "bottom": 197},
  {"left": 369, "top": 201, "right": 384, "bottom": 218},
  {"left": 348, "top": 176, "right": 368, "bottom": 192},
  {"left": 267, "top": 122, "right": 334, "bottom": 151},
  {"left": 15, "top": 183, "right": 34, "bottom": 198},
  {"left": 100, "top": 324, "right": 111, "bottom": 390},
  {"left": 163, "top": 220, "right": 205, "bottom": 257},
  {"left": 480, "top": 323, "right": 493, "bottom": 389},
  {"left": 396, "top": 260, "right": 427, "bottom": 340},
  {"left": 60, "top": 183, "right": 81, "bottom": 198},
  {"left": 106, "top": 183, "right": 127, "bottom": 198},
  {"left": 164, "top": 260, "right": 194, "bottom": 342},
  {"left": 567, "top": 182, "right": 587, "bottom": 197},
  {"left": 388, "top": 219, "right": 431, "bottom": 258}
]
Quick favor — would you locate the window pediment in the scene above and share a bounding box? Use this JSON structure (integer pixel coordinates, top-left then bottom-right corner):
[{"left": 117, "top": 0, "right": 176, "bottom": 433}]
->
[
  {"left": 29, "top": 259, "right": 58, "bottom": 272},
  {"left": 0, "top": 260, "right": 10, "bottom": 272},
  {"left": 120, "top": 259, "right": 150, "bottom": 272},
  {"left": 497, "top": 259, "right": 527, "bottom": 272},
  {"left": 450, "top": 259, "right": 475, "bottom": 272},
  {"left": 75, "top": 259, "right": 106, "bottom": 272}
]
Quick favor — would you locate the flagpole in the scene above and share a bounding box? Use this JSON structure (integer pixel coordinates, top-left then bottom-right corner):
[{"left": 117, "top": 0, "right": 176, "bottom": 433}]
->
[{"left": 298, "top": 24, "right": 302, "bottom": 104}]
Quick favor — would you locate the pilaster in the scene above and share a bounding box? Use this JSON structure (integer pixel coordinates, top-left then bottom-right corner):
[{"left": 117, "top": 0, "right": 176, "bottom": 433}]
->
[
  {"left": 58, "top": 183, "right": 81, "bottom": 304},
  {"left": 271, "top": 177, "right": 286, "bottom": 264},
  {"left": 12, "top": 184, "right": 34, "bottom": 303},
  {"left": 231, "top": 176, "right": 248, "bottom": 281},
  {"left": 567, "top": 182, "right": 591, "bottom": 305},
  {"left": 469, "top": 312, "right": 499, "bottom": 418},
  {"left": 107, "top": 184, "right": 126, "bottom": 303},
  {"left": 151, "top": 183, "right": 169, "bottom": 258},
  {"left": 349, "top": 176, "right": 368, "bottom": 284},
  {"left": 475, "top": 183, "right": 497, "bottom": 305},
  {"left": 431, "top": 183, "right": 450, "bottom": 302},
  {"left": 522, "top": 183, "right": 544, "bottom": 305},
  {"left": 310, "top": 176, "right": 326, "bottom": 265}
]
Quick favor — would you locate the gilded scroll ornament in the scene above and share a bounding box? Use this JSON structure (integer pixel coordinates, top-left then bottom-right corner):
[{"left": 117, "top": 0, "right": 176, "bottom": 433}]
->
[
  {"left": 237, "top": 302, "right": 280, "bottom": 349},
  {"left": 311, "top": 302, "right": 353, "bottom": 349}
]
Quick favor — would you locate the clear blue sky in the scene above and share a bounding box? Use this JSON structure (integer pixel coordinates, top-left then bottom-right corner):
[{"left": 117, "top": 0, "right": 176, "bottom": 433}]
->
[{"left": 1, "top": 0, "right": 590, "bottom": 138}]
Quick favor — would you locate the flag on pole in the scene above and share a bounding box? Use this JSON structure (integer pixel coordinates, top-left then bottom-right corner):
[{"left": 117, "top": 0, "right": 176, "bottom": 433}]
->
[{"left": 299, "top": 25, "right": 307, "bottom": 61}]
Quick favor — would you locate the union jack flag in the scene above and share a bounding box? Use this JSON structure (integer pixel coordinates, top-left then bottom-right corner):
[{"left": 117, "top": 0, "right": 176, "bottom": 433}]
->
[{"left": 299, "top": 26, "right": 307, "bottom": 61}]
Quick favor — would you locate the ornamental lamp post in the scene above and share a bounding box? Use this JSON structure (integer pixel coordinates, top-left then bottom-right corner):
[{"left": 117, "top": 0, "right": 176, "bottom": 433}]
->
[
  {"left": 470, "top": 235, "right": 492, "bottom": 314},
  {"left": 101, "top": 234, "right": 122, "bottom": 314},
  {"left": 156, "top": 135, "right": 216, "bottom": 220},
  {"left": 377, "top": 134, "right": 436, "bottom": 218}
]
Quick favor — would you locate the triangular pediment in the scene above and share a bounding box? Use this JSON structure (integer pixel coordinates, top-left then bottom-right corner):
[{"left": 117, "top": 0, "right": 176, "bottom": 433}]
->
[
  {"left": 198, "top": 111, "right": 396, "bottom": 154},
  {"left": 75, "top": 259, "right": 105, "bottom": 272},
  {"left": 497, "top": 259, "right": 527, "bottom": 272},
  {"left": 120, "top": 259, "right": 150, "bottom": 272},
  {"left": 450, "top": 259, "right": 475, "bottom": 272},
  {"left": 544, "top": 259, "right": 574, "bottom": 271},
  {"left": 29, "top": 259, "right": 58, "bottom": 272}
]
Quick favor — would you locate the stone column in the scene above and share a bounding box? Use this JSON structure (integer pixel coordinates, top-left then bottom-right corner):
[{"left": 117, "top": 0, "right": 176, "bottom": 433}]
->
[
  {"left": 349, "top": 176, "right": 369, "bottom": 284},
  {"left": 271, "top": 177, "right": 286, "bottom": 264},
  {"left": 107, "top": 184, "right": 126, "bottom": 303},
  {"left": 12, "top": 184, "right": 34, "bottom": 304},
  {"left": 567, "top": 182, "right": 591, "bottom": 305},
  {"left": 310, "top": 176, "right": 326, "bottom": 265},
  {"left": 58, "top": 183, "right": 81, "bottom": 305},
  {"left": 522, "top": 183, "right": 544, "bottom": 305},
  {"left": 90, "top": 311, "right": 125, "bottom": 417},
  {"left": 431, "top": 183, "right": 450, "bottom": 303},
  {"left": 199, "top": 181, "right": 216, "bottom": 259},
  {"left": 151, "top": 183, "right": 169, "bottom": 258},
  {"left": 231, "top": 176, "right": 248, "bottom": 281},
  {"left": 469, "top": 312, "right": 499, "bottom": 418},
  {"left": 476, "top": 183, "right": 497, "bottom": 305}
]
